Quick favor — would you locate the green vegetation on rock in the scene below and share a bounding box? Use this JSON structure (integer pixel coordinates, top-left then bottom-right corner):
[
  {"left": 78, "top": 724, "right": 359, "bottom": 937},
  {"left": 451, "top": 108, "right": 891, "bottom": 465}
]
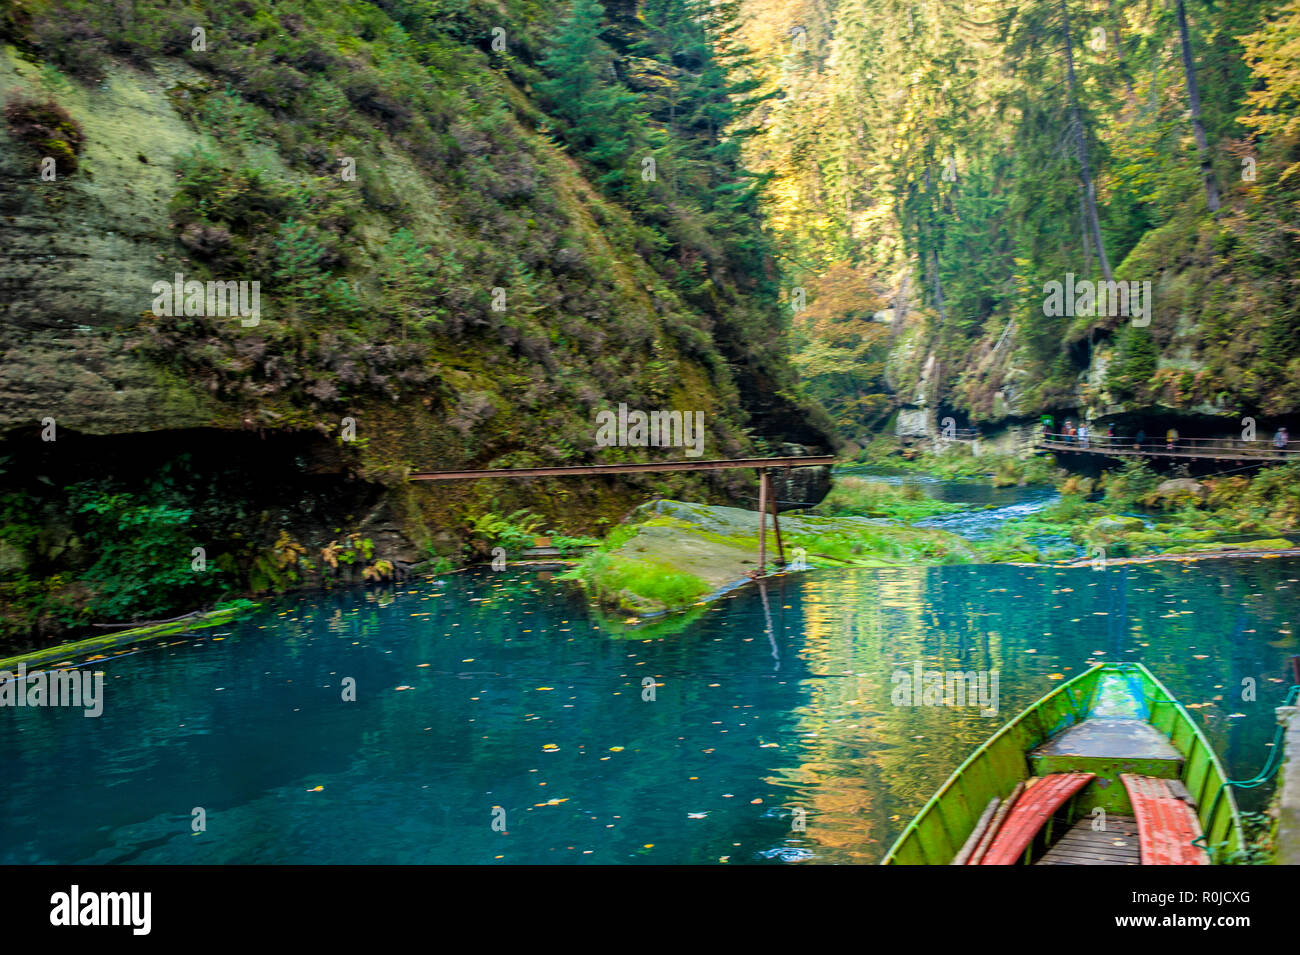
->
[{"left": 565, "top": 498, "right": 975, "bottom": 618}]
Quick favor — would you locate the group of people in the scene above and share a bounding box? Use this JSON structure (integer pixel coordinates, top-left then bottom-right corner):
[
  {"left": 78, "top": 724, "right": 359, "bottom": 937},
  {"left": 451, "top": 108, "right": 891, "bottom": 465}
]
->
[
  {"left": 1043, "top": 417, "right": 1115, "bottom": 449},
  {"left": 1056, "top": 419, "right": 1098, "bottom": 448},
  {"left": 1040, "top": 417, "right": 1292, "bottom": 453}
]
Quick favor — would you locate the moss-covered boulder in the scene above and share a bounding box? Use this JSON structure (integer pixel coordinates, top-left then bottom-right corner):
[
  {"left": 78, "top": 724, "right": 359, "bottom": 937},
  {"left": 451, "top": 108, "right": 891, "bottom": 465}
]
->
[
  {"left": 1083, "top": 514, "right": 1147, "bottom": 545},
  {"left": 565, "top": 499, "right": 976, "bottom": 618},
  {"left": 1149, "top": 478, "right": 1209, "bottom": 509}
]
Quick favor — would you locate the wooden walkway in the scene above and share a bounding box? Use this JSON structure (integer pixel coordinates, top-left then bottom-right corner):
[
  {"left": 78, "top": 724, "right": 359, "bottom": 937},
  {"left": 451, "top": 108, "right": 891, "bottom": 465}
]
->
[
  {"left": 1035, "top": 814, "right": 1141, "bottom": 865},
  {"left": 1036, "top": 435, "right": 1298, "bottom": 463}
]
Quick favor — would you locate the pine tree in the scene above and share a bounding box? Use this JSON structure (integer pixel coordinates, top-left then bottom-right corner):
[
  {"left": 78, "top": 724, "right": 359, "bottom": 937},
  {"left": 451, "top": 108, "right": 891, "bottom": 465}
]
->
[{"left": 537, "top": 0, "right": 642, "bottom": 187}]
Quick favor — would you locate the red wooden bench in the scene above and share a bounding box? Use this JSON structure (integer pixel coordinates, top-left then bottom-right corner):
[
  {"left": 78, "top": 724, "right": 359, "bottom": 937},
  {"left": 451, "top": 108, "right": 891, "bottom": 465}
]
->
[
  {"left": 977, "top": 773, "right": 1096, "bottom": 865},
  {"left": 1120, "top": 774, "right": 1208, "bottom": 865}
]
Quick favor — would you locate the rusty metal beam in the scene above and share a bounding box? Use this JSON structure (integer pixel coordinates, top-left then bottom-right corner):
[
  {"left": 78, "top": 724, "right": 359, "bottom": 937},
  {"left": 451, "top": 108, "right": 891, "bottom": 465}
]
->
[
  {"left": 408, "top": 455, "right": 835, "bottom": 481},
  {"left": 769, "top": 490, "right": 786, "bottom": 569}
]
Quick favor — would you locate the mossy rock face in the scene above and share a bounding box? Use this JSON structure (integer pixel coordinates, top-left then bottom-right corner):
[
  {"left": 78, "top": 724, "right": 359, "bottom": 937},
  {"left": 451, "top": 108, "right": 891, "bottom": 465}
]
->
[
  {"left": 1084, "top": 514, "right": 1147, "bottom": 546},
  {"left": 568, "top": 499, "right": 975, "bottom": 622}
]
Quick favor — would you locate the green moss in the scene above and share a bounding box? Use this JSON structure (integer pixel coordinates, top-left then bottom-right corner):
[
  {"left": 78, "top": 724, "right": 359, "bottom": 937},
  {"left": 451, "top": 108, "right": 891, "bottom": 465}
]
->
[
  {"left": 980, "top": 462, "right": 1300, "bottom": 564},
  {"left": 0, "top": 598, "right": 259, "bottom": 672},
  {"left": 814, "top": 476, "right": 972, "bottom": 522},
  {"left": 564, "top": 551, "right": 711, "bottom": 616},
  {"left": 853, "top": 439, "right": 1058, "bottom": 486}
]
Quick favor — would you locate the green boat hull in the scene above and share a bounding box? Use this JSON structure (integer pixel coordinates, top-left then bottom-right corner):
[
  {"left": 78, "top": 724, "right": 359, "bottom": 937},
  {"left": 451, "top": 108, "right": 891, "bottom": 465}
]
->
[{"left": 880, "top": 662, "right": 1243, "bottom": 865}]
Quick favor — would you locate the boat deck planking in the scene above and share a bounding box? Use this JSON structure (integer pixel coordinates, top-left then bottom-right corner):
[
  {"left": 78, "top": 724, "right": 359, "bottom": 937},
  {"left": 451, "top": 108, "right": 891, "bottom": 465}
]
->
[{"left": 1035, "top": 815, "right": 1142, "bottom": 865}]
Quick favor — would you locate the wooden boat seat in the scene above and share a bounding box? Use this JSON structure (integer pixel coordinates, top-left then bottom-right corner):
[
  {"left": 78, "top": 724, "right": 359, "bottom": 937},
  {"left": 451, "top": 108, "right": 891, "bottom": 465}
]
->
[
  {"left": 1120, "top": 774, "right": 1209, "bottom": 865},
  {"left": 1032, "top": 718, "right": 1182, "bottom": 761},
  {"left": 977, "top": 773, "right": 1096, "bottom": 865}
]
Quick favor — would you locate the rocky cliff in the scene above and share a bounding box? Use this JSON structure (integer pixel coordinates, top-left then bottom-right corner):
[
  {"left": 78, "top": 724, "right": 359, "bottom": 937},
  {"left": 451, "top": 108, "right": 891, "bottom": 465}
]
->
[{"left": 0, "top": 0, "right": 833, "bottom": 643}]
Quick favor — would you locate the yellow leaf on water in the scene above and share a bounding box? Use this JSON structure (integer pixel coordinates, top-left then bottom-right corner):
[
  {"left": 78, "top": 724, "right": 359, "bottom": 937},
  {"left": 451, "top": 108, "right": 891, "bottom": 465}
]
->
[{"left": 1047, "top": 673, "right": 1064, "bottom": 680}]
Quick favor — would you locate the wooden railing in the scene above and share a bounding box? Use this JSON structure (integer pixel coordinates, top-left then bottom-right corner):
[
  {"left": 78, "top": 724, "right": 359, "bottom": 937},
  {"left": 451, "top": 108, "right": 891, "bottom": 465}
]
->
[{"left": 1035, "top": 433, "right": 1299, "bottom": 462}]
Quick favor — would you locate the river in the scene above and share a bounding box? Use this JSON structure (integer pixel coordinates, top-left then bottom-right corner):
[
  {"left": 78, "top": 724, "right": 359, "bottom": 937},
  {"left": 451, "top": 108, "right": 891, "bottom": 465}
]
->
[{"left": 2, "top": 481, "right": 1296, "bottom": 864}]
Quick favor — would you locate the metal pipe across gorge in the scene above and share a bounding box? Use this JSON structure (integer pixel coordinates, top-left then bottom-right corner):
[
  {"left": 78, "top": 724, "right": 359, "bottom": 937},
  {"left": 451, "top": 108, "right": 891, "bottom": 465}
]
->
[{"left": 408, "top": 455, "right": 836, "bottom": 481}]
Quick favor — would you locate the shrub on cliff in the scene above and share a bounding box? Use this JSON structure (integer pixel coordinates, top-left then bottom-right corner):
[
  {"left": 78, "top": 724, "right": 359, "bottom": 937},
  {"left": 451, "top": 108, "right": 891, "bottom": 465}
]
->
[{"left": 3, "top": 94, "right": 84, "bottom": 173}]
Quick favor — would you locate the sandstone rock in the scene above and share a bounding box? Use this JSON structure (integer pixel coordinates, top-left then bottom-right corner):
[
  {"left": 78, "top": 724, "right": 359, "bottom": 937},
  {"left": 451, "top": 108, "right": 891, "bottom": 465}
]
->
[{"left": 1153, "top": 478, "right": 1208, "bottom": 504}]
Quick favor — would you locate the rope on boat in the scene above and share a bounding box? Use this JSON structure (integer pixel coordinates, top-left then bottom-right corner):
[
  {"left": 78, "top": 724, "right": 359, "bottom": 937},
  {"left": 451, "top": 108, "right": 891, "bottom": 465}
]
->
[
  {"left": 1191, "top": 682, "right": 1299, "bottom": 862},
  {"left": 1221, "top": 683, "right": 1300, "bottom": 790}
]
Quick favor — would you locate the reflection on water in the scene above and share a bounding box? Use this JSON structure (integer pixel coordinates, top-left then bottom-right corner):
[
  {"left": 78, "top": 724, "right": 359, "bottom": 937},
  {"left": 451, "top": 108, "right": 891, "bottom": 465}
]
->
[{"left": 1, "top": 559, "right": 1295, "bottom": 864}]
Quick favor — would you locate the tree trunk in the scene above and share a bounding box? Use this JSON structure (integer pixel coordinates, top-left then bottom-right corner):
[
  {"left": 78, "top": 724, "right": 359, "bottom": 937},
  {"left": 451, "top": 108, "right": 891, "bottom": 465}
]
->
[
  {"left": 1175, "top": 0, "right": 1221, "bottom": 212},
  {"left": 923, "top": 163, "right": 947, "bottom": 327},
  {"left": 1107, "top": 0, "right": 1136, "bottom": 104},
  {"left": 930, "top": 248, "right": 946, "bottom": 327},
  {"left": 1061, "top": 0, "right": 1113, "bottom": 282},
  {"left": 1080, "top": 186, "right": 1092, "bottom": 274},
  {"left": 891, "top": 268, "right": 910, "bottom": 337}
]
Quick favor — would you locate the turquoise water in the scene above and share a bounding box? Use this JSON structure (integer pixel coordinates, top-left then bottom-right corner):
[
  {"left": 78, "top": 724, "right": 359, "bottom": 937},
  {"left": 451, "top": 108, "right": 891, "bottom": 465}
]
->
[{"left": 3, "top": 557, "right": 1296, "bottom": 864}]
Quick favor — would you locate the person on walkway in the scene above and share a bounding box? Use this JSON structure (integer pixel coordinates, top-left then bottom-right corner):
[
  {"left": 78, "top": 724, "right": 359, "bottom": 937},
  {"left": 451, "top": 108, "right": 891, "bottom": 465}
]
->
[
  {"left": 1165, "top": 427, "right": 1178, "bottom": 451},
  {"left": 1134, "top": 428, "right": 1146, "bottom": 450},
  {"left": 1106, "top": 422, "right": 1116, "bottom": 448},
  {"left": 1063, "top": 419, "right": 1075, "bottom": 445},
  {"left": 1078, "top": 422, "right": 1089, "bottom": 448},
  {"left": 1275, "top": 426, "right": 1290, "bottom": 456}
]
